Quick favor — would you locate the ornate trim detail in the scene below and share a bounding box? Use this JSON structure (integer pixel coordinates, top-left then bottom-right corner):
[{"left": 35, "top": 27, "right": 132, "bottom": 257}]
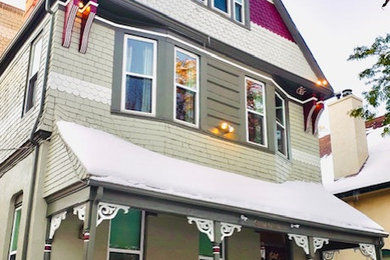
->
[
  {"left": 49, "top": 211, "right": 67, "bottom": 239},
  {"left": 322, "top": 250, "right": 339, "bottom": 260},
  {"left": 97, "top": 203, "right": 129, "bottom": 226},
  {"left": 220, "top": 222, "right": 241, "bottom": 241},
  {"left": 359, "top": 243, "right": 376, "bottom": 260},
  {"left": 313, "top": 237, "right": 329, "bottom": 253},
  {"left": 187, "top": 217, "right": 214, "bottom": 242},
  {"left": 288, "top": 234, "right": 309, "bottom": 255},
  {"left": 73, "top": 204, "right": 86, "bottom": 221}
]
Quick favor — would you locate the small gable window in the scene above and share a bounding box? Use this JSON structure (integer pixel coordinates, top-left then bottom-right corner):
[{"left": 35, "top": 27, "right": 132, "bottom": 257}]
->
[
  {"left": 213, "top": 0, "right": 230, "bottom": 15},
  {"left": 233, "top": 0, "right": 244, "bottom": 23}
]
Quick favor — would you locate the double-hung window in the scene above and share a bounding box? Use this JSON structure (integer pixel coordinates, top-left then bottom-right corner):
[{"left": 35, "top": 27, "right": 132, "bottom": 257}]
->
[
  {"left": 24, "top": 36, "right": 43, "bottom": 114},
  {"left": 108, "top": 209, "right": 145, "bottom": 260},
  {"left": 198, "top": 232, "right": 225, "bottom": 260},
  {"left": 8, "top": 206, "right": 22, "bottom": 260},
  {"left": 246, "top": 77, "right": 267, "bottom": 146},
  {"left": 233, "top": 0, "right": 244, "bottom": 23},
  {"left": 275, "top": 93, "right": 287, "bottom": 156},
  {"left": 212, "top": 0, "right": 231, "bottom": 15},
  {"left": 174, "top": 48, "right": 199, "bottom": 127},
  {"left": 122, "top": 35, "right": 157, "bottom": 115}
]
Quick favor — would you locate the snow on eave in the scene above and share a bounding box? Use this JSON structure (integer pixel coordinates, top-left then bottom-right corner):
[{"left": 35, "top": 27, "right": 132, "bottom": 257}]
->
[{"left": 56, "top": 121, "right": 386, "bottom": 235}]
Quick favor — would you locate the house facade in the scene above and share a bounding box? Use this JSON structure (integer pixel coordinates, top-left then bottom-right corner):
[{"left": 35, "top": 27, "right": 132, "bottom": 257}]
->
[{"left": 0, "top": 0, "right": 386, "bottom": 260}]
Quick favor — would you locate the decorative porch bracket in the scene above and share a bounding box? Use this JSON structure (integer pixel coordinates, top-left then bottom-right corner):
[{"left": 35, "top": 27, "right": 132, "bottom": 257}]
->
[
  {"left": 79, "top": 0, "right": 98, "bottom": 53},
  {"left": 359, "top": 243, "right": 377, "bottom": 260},
  {"left": 313, "top": 237, "right": 329, "bottom": 253},
  {"left": 49, "top": 211, "right": 67, "bottom": 239},
  {"left": 311, "top": 100, "right": 324, "bottom": 135},
  {"left": 220, "top": 222, "right": 242, "bottom": 241},
  {"left": 73, "top": 202, "right": 130, "bottom": 226},
  {"left": 62, "top": 0, "right": 80, "bottom": 48},
  {"left": 303, "top": 99, "right": 317, "bottom": 133},
  {"left": 288, "top": 234, "right": 309, "bottom": 255},
  {"left": 322, "top": 250, "right": 339, "bottom": 260},
  {"left": 187, "top": 217, "right": 215, "bottom": 242}
]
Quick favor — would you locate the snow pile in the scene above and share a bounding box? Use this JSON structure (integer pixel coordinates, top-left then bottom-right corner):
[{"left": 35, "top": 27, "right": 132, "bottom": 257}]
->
[
  {"left": 57, "top": 121, "right": 385, "bottom": 235},
  {"left": 323, "top": 127, "right": 390, "bottom": 194}
]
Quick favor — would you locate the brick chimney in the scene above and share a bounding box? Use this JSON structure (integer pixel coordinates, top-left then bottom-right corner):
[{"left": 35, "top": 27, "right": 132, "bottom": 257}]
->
[{"left": 328, "top": 90, "right": 369, "bottom": 180}]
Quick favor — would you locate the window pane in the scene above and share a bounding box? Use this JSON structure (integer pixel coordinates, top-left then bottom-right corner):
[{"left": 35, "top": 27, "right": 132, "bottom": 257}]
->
[
  {"left": 275, "top": 95, "right": 284, "bottom": 125},
  {"left": 126, "top": 38, "right": 154, "bottom": 76},
  {"left": 109, "top": 252, "right": 139, "bottom": 260},
  {"left": 277, "top": 124, "right": 286, "bottom": 155},
  {"left": 125, "top": 76, "right": 152, "bottom": 113},
  {"left": 10, "top": 208, "right": 21, "bottom": 253},
  {"left": 234, "top": 3, "right": 243, "bottom": 22},
  {"left": 110, "top": 210, "right": 141, "bottom": 250},
  {"left": 176, "top": 87, "right": 195, "bottom": 124},
  {"left": 175, "top": 50, "right": 197, "bottom": 89},
  {"left": 248, "top": 112, "right": 264, "bottom": 145},
  {"left": 246, "top": 79, "right": 264, "bottom": 114},
  {"left": 199, "top": 232, "right": 213, "bottom": 257},
  {"left": 30, "top": 38, "right": 42, "bottom": 76},
  {"left": 9, "top": 254, "right": 16, "bottom": 260},
  {"left": 214, "top": 0, "right": 228, "bottom": 12}
]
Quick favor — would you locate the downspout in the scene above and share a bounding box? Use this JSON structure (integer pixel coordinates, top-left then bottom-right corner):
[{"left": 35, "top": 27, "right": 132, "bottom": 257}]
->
[{"left": 21, "top": 0, "right": 54, "bottom": 259}]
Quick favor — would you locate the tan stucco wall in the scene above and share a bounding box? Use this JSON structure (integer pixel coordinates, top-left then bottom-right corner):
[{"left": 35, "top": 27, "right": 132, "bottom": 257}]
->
[
  {"left": 145, "top": 214, "right": 198, "bottom": 260},
  {"left": 51, "top": 214, "right": 109, "bottom": 260},
  {"left": 227, "top": 228, "right": 260, "bottom": 260}
]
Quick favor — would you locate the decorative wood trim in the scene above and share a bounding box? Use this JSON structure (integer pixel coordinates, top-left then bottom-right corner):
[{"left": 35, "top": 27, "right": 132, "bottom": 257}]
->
[
  {"left": 220, "top": 222, "right": 241, "bottom": 241},
  {"left": 359, "top": 243, "right": 377, "bottom": 260},
  {"left": 62, "top": 0, "right": 79, "bottom": 48},
  {"left": 188, "top": 217, "right": 214, "bottom": 242},
  {"left": 303, "top": 99, "right": 316, "bottom": 133},
  {"left": 288, "top": 234, "right": 309, "bottom": 255},
  {"left": 313, "top": 237, "right": 329, "bottom": 253},
  {"left": 79, "top": 0, "right": 98, "bottom": 53},
  {"left": 49, "top": 211, "right": 67, "bottom": 239},
  {"left": 311, "top": 100, "right": 324, "bottom": 135}
]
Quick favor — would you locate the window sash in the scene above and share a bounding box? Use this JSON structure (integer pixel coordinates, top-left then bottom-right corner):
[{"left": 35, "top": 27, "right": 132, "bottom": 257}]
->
[
  {"left": 275, "top": 93, "right": 287, "bottom": 156},
  {"left": 212, "top": 0, "right": 231, "bottom": 15},
  {"left": 245, "top": 77, "right": 267, "bottom": 147},
  {"left": 9, "top": 206, "right": 21, "bottom": 260},
  {"left": 24, "top": 37, "right": 42, "bottom": 114},
  {"left": 174, "top": 47, "right": 199, "bottom": 127},
  {"left": 108, "top": 210, "right": 145, "bottom": 260},
  {"left": 233, "top": 0, "right": 244, "bottom": 23},
  {"left": 121, "top": 35, "right": 157, "bottom": 116}
]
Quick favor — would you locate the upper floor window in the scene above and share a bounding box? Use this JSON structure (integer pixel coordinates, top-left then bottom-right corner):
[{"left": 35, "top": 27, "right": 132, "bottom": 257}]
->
[
  {"left": 233, "top": 0, "right": 244, "bottom": 23},
  {"left": 108, "top": 209, "right": 145, "bottom": 260},
  {"left": 174, "top": 48, "right": 199, "bottom": 127},
  {"left": 24, "top": 36, "right": 43, "bottom": 114},
  {"left": 121, "top": 35, "right": 157, "bottom": 116},
  {"left": 213, "top": 0, "right": 230, "bottom": 14},
  {"left": 9, "top": 206, "right": 22, "bottom": 260},
  {"left": 210, "top": 0, "right": 245, "bottom": 23},
  {"left": 246, "top": 77, "right": 267, "bottom": 147},
  {"left": 275, "top": 93, "right": 287, "bottom": 156}
]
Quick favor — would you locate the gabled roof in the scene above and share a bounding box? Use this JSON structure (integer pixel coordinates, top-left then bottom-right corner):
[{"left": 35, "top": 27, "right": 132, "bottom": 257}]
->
[
  {"left": 322, "top": 126, "right": 390, "bottom": 195},
  {"left": 57, "top": 121, "right": 385, "bottom": 235}
]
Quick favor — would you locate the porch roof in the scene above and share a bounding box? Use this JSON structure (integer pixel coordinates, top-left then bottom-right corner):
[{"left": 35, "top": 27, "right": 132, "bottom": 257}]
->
[{"left": 57, "top": 121, "right": 386, "bottom": 236}]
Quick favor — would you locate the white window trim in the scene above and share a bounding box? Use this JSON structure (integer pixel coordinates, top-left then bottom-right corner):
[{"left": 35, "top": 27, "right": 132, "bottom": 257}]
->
[
  {"left": 107, "top": 210, "right": 145, "bottom": 260},
  {"left": 245, "top": 77, "right": 268, "bottom": 148},
  {"left": 173, "top": 47, "right": 200, "bottom": 128},
  {"left": 8, "top": 206, "right": 22, "bottom": 260},
  {"left": 120, "top": 35, "right": 157, "bottom": 117},
  {"left": 212, "top": 0, "right": 231, "bottom": 16},
  {"left": 233, "top": 0, "right": 245, "bottom": 24},
  {"left": 24, "top": 36, "right": 43, "bottom": 114},
  {"left": 275, "top": 92, "right": 288, "bottom": 157},
  {"left": 197, "top": 0, "right": 208, "bottom": 5}
]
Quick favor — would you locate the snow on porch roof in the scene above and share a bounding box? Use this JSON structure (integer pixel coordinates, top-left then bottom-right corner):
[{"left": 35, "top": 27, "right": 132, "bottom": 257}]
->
[{"left": 57, "top": 121, "right": 385, "bottom": 235}]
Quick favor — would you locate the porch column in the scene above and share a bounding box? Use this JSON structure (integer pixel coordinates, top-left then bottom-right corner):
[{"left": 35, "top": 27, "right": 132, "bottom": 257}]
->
[
  {"left": 213, "top": 222, "right": 221, "bottom": 260},
  {"left": 82, "top": 200, "right": 98, "bottom": 260}
]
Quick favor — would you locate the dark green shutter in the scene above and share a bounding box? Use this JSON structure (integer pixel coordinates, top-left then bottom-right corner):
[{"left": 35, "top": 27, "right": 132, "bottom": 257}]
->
[
  {"left": 110, "top": 209, "right": 141, "bottom": 250},
  {"left": 199, "top": 232, "right": 213, "bottom": 257}
]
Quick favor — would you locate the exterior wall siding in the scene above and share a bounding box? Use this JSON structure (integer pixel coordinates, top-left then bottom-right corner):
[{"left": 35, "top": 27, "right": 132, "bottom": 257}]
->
[
  {"left": 132, "top": 0, "right": 318, "bottom": 82},
  {"left": 0, "top": 15, "right": 51, "bottom": 164}
]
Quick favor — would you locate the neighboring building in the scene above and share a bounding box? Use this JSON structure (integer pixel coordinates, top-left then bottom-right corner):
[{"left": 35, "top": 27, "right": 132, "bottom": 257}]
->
[
  {"left": 321, "top": 92, "right": 390, "bottom": 259},
  {"left": 0, "top": 2, "right": 24, "bottom": 56},
  {"left": 0, "top": 0, "right": 387, "bottom": 260}
]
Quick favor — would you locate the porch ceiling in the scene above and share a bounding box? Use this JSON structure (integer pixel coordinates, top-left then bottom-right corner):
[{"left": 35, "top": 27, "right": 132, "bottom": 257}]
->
[{"left": 55, "top": 121, "right": 387, "bottom": 241}]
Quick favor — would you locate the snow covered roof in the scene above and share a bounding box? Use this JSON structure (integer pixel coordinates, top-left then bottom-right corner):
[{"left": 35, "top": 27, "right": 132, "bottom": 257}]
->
[
  {"left": 322, "top": 126, "right": 390, "bottom": 195},
  {"left": 57, "top": 121, "right": 385, "bottom": 235}
]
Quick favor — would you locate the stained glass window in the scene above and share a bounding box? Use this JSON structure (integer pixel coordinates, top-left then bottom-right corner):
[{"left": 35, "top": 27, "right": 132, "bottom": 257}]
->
[
  {"left": 122, "top": 36, "right": 156, "bottom": 114},
  {"left": 246, "top": 78, "right": 266, "bottom": 146},
  {"left": 175, "top": 49, "right": 199, "bottom": 126},
  {"left": 109, "top": 209, "right": 144, "bottom": 260},
  {"left": 275, "top": 93, "right": 287, "bottom": 156}
]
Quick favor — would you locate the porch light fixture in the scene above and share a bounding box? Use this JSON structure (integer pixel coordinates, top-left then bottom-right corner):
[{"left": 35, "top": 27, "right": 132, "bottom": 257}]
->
[
  {"left": 316, "top": 80, "right": 328, "bottom": 87},
  {"left": 219, "top": 122, "right": 234, "bottom": 133}
]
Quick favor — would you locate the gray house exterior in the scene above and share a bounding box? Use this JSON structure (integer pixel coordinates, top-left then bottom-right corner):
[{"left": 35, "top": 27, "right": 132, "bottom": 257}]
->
[{"left": 0, "top": 0, "right": 386, "bottom": 260}]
